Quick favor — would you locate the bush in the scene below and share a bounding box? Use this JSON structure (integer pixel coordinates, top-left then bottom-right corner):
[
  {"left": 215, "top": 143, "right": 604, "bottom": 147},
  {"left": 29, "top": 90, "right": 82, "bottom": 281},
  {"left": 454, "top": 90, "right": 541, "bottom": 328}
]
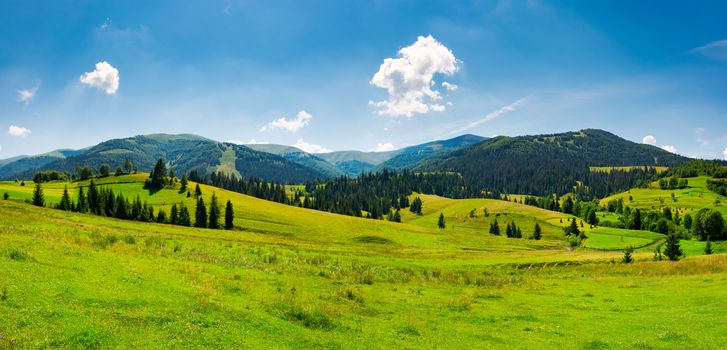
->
[{"left": 622, "top": 246, "right": 634, "bottom": 263}]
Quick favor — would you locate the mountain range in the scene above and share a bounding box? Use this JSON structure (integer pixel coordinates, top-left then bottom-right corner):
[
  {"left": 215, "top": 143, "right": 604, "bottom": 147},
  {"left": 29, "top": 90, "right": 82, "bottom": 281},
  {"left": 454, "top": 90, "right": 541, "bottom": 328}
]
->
[{"left": 0, "top": 129, "right": 692, "bottom": 190}]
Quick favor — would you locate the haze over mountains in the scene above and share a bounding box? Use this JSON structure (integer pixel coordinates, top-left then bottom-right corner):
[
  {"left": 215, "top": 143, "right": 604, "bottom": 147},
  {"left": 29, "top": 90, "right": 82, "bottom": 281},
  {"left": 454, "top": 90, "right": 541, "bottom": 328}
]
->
[{"left": 0, "top": 129, "right": 692, "bottom": 188}]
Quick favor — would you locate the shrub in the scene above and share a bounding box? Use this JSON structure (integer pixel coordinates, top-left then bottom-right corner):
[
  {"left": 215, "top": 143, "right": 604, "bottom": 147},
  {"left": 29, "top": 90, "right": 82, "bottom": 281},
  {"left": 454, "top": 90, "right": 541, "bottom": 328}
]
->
[{"left": 622, "top": 246, "right": 634, "bottom": 263}]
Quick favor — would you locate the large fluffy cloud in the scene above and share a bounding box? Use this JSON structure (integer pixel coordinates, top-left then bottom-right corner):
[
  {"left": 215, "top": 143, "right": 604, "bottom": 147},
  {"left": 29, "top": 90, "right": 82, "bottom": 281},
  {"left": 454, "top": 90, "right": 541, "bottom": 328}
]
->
[
  {"left": 370, "top": 35, "right": 460, "bottom": 117},
  {"left": 7, "top": 125, "right": 31, "bottom": 138},
  {"left": 661, "top": 145, "right": 678, "bottom": 154},
  {"left": 371, "top": 142, "right": 396, "bottom": 152},
  {"left": 292, "top": 139, "right": 331, "bottom": 153},
  {"left": 642, "top": 135, "right": 657, "bottom": 145},
  {"left": 80, "top": 61, "right": 120, "bottom": 94},
  {"left": 261, "top": 110, "right": 312, "bottom": 133}
]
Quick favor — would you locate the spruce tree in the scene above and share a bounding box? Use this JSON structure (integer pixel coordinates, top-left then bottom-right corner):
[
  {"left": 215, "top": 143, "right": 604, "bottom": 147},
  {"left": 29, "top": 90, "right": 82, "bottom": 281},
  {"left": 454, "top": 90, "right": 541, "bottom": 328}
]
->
[
  {"left": 195, "top": 183, "right": 202, "bottom": 198},
  {"left": 195, "top": 197, "right": 207, "bottom": 228},
  {"left": 438, "top": 213, "right": 446, "bottom": 229},
  {"left": 208, "top": 192, "right": 220, "bottom": 229},
  {"left": 392, "top": 209, "right": 401, "bottom": 223},
  {"left": 224, "top": 200, "right": 234, "bottom": 230},
  {"left": 180, "top": 174, "right": 188, "bottom": 192},
  {"left": 157, "top": 209, "right": 168, "bottom": 223},
  {"left": 533, "top": 223, "right": 542, "bottom": 240},
  {"left": 124, "top": 158, "right": 132, "bottom": 173},
  {"left": 490, "top": 219, "right": 500, "bottom": 235},
  {"left": 32, "top": 181, "right": 44, "bottom": 207},
  {"left": 59, "top": 185, "right": 72, "bottom": 211},
  {"left": 148, "top": 159, "right": 167, "bottom": 189},
  {"left": 704, "top": 239, "right": 713, "bottom": 255},
  {"left": 663, "top": 234, "right": 683, "bottom": 261},
  {"left": 76, "top": 187, "right": 87, "bottom": 212},
  {"left": 622, "top": 246, "right": 634, "bottom": 263},
  {"left": 170, "top": 204, "right": 179, "bottom": 225},
  {"left": 178, "top": 204, "right": 191, "bottom": 226}
]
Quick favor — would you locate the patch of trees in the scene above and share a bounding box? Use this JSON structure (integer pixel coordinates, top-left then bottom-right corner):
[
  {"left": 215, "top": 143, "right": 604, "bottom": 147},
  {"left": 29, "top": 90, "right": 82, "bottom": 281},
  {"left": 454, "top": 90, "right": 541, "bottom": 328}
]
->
[
  {"left": 706, "top": 179, "right": 727, "bottom": 196},
  {"left": 33, "top": 180, "right": 234, "bottom": 230},
  {"left": 304, "top": 170, "right": 470, "bottom": 219},
  {"left": 692, "top": 208, "right": 726, "bottom": 240},
  {"left": 658, "top": 176, "right": 688, "bottom": 190},
  {"left": 667, "top": 160, "right": 727, "bottom": 178},
  {"left": 192, "top": 171, "right": 291, "bottom": 205},
  {"left": 33, "top": 170, "right": 69, "bottom": 183}
]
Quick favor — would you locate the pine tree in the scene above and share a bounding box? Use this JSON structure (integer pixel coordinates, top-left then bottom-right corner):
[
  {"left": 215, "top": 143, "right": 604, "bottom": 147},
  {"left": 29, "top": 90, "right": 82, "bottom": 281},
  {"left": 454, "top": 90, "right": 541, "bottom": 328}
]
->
[
  {"left": 489, "top": 219, "right": 500, "bottom": 235},
  {"left": 195, "top": 183, "right": 202, "bottom": 198},
  {"left": 195, "top": 197, "right": 207, "bottom": 228},
  {"left": 663, "top": 234, "right": 683, "bottom": 261},
  {"left": 567, "top": 218, "right": 579, "bottom": 236},
  {"left": 516, "top": 226, "right": 522, "bottom": 238},
  {"left": 438, "top": 213, "right": 446, "bottom": 229},
  {"left": 533, "top": 223, "right": 542, "bottom": 240},
  {"left": 124, "top": 158, "right": 132, "bottom": 173},
  {"left": 224, "top": 200, "right": 234, "bottom": 230},
  {"left": 178, "top": 204, "right": 191, "bottom": 226},
  {"left": 59, "top": 185, "right": 72, "bottom": 211},
  {"left": 32, "top": 181, "right": 44, "bottom": 207},
  {"left": 87, "top": 180, "right": 100, "bottom": 215},
  {"left": 156, "top": 209, "right": 168, "bottom": 223},
  {"left": 180, "top": 174, "right": 188, "bottom": 192},
  {"left": 115, "top": 166, "right": 123, "bottom": 176},
  {"left": 170, "top": 204, "right": 179, "bottom": 225},
  {"left": 76, "top": 187, "right": 87, "bottom": 212},
  {"left": 208, "top": 192, "right": 220, "bottom": 229},
  {"left": 622, "top": 246, "right": 634, "bottom": 263},
  {"left": 148, "top": 159, "right": 167, "bottom": 189},
  {"left": 704, "top": 239, "right": 713, "bottom": 255},
  {"left": 392, "top": 209, "right": 401, "bottom": 223}
]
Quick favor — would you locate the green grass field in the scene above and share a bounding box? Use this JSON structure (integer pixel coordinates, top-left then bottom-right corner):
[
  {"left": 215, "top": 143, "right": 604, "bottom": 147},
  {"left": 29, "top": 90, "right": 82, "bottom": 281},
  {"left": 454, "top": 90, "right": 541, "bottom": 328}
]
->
[
  {"left": 2, "top": 175, "right": 727, "bottom": 348},
  {"left": 600, "top": 176, "right": 727, "bottom": 218}
]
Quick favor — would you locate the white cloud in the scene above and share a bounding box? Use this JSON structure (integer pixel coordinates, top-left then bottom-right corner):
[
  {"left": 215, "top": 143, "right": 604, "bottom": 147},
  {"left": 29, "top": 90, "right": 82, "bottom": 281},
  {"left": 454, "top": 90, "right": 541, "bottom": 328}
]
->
[
  {"left": 442, "top": 97, "right": 529, "bottom": 137},
  {"left": 371, "top": 142, "right": 396, "bottom": 152},
  {"left": 261, "top": 110, "right": 312, "bottom": 133},
  {"left": 642, "top": 135, "right": 657, "bottom": 145},
  {"left": 370, "top": 35, "right": 460, "bottom": 117},
  {"left": 80, "top": 61, "right": 120, "bottom": 94},
  {"left": 691, "top": 39, "right": 727, "bottom": 61},
  {"left": 442, "top": 82, "right": 458, "bottom": 91},
  {"left": 723, "top": 147, "right": 727, "bottom": 160},
  {"left": 226, "top": 139, "right": 270, "bottom": 145},
  {"left": 8, "top": 125, "right": 31, "bottom": 138},
  {"left": 292, "top": 139, "right": 331, "bottom": 153},
  {"left": 16, "top": 84, "right": 39, "bottom": 104},
  {"left": 661, "top": 145, "right": 678, "bottom": 154}
]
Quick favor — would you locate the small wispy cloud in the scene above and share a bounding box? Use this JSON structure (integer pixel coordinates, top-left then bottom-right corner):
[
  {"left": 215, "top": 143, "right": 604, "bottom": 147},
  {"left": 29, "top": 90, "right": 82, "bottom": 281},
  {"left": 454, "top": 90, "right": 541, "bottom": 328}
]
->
[
  {"left": 661, "top": 145, "right": 678, "bottom": 154},
  {"left": 441, "top": 97, "right": 529, "bottom": 137},
  {"left": 16, "top": 83, "right": 40, "bottom": 104},
  {"left": 642, "top": 135, "right": 656, "bottom": 145},
  {"left": 442, "top": 82, "right": 458, "bottom": 91},
  {"left": 371, "top": 142, "right": 396, "bottom": 152},
  {"left": 7, "top": 125, "right": 31, "bottom": 138},
  {"left": 292, "top": 139, "right": 331, "bottom": 153},
  {"left": 690, "top": 39, "right": 727, "bottom": 61},
  {"left": 261, "top": 110, "right": 312, "bottom": 133}
]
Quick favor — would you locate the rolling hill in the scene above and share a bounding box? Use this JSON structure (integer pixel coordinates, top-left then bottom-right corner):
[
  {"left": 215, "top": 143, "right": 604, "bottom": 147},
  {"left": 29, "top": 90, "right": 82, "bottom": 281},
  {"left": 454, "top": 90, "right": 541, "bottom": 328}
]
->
[
  {"left": 245, "top": 144, "right": 345, "bottom": 178},
  {"left": 1, "top": 175, "right": 726, "bottom": 348},
  {"left": 0, "top": 149, "right": 84, "bottom": 179},
  {"left": 416, "top": 129, "right": 691, "bottom": 196},
  {"left": 2, "top": 134, "right": 327, "bottom": 183},
  {"left": 375, "top": 134, "right": 486, "bottom": 171}
]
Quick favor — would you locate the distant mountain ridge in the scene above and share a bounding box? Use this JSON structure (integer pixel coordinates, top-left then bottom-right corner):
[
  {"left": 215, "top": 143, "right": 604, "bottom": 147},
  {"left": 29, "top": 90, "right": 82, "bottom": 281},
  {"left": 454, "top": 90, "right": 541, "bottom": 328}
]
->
[
  {"left": 375, "top": 134, "right": 487, "bottom": 171},
  {"left": 415, "top": 129, "right": 691, "bottom": 195}
]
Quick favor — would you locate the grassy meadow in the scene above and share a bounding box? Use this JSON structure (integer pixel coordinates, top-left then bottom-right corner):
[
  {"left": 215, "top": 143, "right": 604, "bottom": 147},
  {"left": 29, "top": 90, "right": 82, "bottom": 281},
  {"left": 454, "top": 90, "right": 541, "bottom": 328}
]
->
[{"left": 1, "top": 175, "right": 727, "bottom": 349}]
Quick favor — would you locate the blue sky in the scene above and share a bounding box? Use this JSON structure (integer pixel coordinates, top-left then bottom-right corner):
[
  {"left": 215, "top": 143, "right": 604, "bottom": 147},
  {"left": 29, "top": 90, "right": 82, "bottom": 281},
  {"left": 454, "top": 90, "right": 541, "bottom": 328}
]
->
[{"left": 1, "top": 0, "right": 726, "bottom": 159}]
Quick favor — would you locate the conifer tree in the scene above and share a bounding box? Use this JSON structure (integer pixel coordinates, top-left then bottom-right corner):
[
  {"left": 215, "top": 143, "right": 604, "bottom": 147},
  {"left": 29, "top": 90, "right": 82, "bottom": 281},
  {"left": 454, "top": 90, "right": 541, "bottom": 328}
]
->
[
  {"left": 76, "top": 187, "right": 87, "bottom": 212},
  {"left": 195, "top": 197, "right": 207, "bottom": 228},
  {"left": 124, "top": 158, "right": 132, "bottom": 173},
  {"left": 438, "top": 213, "right": 446, "bottom": 229},
  {"left": 224, "top": 200, "right": 234, "bottom": 230},
  {"left": 157, "top": 209, "right": 168, "bottom": 224},
  {"left": 208, "top": 192, "right": 220, "bottom": 229},
  {"left": 622, "top": 246, "right": 634, "bottom": 263},
  {"left": 663, "top": 234, "right": 683, "bottom": 261},
  {"left": 178, "top": 204, "right": 191, "bottom": 226},
  {"left": 180, "top": 174, "right": 188, "bottom": 192},
  {"left": 392, "top": 209, "right": 401, "bottom": 223},
  {"left": 704, "top": 239, "right": 713, "bottom": 255},
  {"left": 32, "top": 181, "right": 44, "bottom": 207},
  {"left": 170, "top": 204, "right": 179, "bottom": 225},
  {"left": 195, "top": 183, "right": 202, "bottom": 198},
  {"left": 115, "top": 166, "right": 123, "bottom": 176},
  {"left": 59, "top": 185, "right": 72, "bottom": 211},
  {"left": 87, "top": 180, "right": 100, "bottom": 215},
  {"left": 489, "top": 219, "right": 500, "bottom": 235},
  {"left": 148, "top": 159, "right": 167, "bottom": 189},
  {"left": 533, "top": 223, "right": 542, "bottom": 240}
]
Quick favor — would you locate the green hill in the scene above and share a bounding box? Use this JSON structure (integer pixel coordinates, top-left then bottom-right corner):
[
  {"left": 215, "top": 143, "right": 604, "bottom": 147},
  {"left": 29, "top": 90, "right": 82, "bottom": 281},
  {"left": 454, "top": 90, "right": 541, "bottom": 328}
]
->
[
  {"left": 317, "top": 150, "right": 398, "bottom": 176},
  {"left": 0, "top": 149, "right": 83, "bottom": 179},
  {"left": 375, "top": 134, "right": 486, "bottom": 171},
  {"left": 1, "top": 176, "right": 727, "bottom": 348},
  {"left": 245, "top": 144, "right": 345, "bottom": 178},
  {"left": 4, "top": 134, "right": 327, "bottom": 183},
  {"left": 416, "top": 129, "right": 691, "bottom": 196}
]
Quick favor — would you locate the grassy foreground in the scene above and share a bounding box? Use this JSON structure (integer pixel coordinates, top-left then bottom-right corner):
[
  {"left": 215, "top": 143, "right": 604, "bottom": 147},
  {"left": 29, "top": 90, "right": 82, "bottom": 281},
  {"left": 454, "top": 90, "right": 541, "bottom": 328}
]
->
[{"left": 1, "top": 180, "right": 727, "bottom": 348}]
